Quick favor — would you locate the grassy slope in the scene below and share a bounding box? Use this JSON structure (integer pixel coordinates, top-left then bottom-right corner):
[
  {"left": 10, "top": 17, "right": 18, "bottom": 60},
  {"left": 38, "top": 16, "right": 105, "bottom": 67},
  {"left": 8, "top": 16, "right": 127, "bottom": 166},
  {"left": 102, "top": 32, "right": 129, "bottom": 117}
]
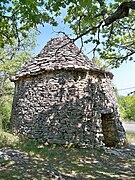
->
[{"left": 0, "top": 130, "right": 135, "bottom": 179}]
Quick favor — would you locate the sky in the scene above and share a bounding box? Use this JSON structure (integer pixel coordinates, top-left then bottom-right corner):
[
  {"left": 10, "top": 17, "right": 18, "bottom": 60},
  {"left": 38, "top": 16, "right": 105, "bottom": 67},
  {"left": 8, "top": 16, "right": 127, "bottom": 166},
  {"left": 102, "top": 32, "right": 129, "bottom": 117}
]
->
[{"left": 34, "top": 23, "right": 135, "bottom": 96}]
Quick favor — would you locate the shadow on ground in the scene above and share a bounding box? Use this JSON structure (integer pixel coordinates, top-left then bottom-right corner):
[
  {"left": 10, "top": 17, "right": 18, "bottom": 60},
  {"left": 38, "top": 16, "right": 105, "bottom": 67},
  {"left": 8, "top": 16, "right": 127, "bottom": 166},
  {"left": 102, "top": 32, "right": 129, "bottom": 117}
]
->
[{"left": 0, "top": 142, "right": 135, "bottom": 179}]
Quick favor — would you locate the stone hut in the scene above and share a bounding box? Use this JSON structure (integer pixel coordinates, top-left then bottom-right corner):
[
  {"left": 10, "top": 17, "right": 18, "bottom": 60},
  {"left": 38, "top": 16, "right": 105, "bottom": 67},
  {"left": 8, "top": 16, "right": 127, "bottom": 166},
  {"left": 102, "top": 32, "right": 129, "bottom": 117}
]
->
[{"left": 11, "top": 37, "right": 126, "bottom": 147}]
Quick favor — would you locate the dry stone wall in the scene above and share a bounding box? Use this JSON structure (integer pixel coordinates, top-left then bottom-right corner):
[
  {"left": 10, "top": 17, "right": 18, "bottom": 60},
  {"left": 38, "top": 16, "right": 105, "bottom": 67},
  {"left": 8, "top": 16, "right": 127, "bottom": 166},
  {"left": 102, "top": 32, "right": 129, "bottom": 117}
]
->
[{"left": 11, "top": 70, "right": 126, "bottom": 147}]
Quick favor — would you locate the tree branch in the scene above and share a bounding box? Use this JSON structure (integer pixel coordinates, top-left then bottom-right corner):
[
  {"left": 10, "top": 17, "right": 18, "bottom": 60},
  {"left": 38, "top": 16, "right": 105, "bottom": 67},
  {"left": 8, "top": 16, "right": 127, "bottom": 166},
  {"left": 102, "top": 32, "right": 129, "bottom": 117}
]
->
[
  {"left": 106, "top": 51, "right": 135, "bottom": 61},
  {"left": 104, "top": 1, "right": 135, "bottom": 26},
  {"left": 98, "top": 1, "right": 135, "bottom": 25},
  {"left": 73, "top": 21, "right": 103, "bottom": 42}
]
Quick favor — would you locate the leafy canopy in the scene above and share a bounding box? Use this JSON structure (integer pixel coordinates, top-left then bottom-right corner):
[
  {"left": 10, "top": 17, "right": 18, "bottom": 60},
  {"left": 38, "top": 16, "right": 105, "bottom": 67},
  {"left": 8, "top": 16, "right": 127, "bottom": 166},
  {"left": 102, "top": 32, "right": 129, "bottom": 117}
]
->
[
  {"left": 0, "top": 31, "right": 37, "bottom": 130},
  {"left": 0, "top": 32, "right": 36, "bottom": 77},
  {"left": 117, "top": 94, "right": 135, "bottom": 121},
  {"left": 0, "top": 0, "right": 135, "bottom": 67},
  {"left": 0, "top": 0, "right": 57, "bottom": 47}
]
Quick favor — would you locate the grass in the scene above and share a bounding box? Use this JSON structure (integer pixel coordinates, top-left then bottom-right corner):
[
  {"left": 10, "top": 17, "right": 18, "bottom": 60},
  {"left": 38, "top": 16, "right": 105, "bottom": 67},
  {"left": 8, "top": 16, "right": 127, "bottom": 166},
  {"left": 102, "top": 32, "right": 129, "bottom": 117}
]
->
[
  {"left": 126, "top": 132, "right": 135, "bottom": 144},
  {"left": 0, "top": 130, "right": 135, "bottom": 179},
  {"left": 0, "top": 130, "right": 19, "bottom": 148}
]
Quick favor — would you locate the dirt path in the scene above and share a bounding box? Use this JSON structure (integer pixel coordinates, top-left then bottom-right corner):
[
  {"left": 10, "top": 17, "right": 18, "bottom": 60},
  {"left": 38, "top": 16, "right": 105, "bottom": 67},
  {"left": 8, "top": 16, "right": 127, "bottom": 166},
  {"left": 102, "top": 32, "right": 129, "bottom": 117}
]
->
[{"left": 0, "top": 145, "right": 135, "bottom": 179}]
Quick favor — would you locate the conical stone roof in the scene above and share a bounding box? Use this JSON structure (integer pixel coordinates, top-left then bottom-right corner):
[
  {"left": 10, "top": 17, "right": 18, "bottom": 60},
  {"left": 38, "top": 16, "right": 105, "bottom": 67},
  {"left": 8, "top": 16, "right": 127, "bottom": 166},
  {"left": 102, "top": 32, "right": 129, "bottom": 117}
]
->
[{"left": 13, "top": 37, "right": 113, "bottom": 81}]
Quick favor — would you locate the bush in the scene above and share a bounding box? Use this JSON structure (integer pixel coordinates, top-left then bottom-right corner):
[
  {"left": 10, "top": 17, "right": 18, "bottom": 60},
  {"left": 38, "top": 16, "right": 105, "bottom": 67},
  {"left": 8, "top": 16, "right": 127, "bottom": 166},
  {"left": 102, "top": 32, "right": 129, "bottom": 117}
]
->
[
  {"left": 0, "top": 80, "right": 14, "bottom": 130},
  {"left": 117, "top": 94, "right": 135, "bottom": 121}
]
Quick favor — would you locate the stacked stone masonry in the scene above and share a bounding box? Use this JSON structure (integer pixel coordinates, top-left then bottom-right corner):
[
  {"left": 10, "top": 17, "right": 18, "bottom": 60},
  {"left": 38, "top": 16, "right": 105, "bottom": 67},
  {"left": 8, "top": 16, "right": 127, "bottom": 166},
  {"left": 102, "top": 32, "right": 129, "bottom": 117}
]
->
[{"left": 11, "top": 37, "right": 126, "bottom": 147}]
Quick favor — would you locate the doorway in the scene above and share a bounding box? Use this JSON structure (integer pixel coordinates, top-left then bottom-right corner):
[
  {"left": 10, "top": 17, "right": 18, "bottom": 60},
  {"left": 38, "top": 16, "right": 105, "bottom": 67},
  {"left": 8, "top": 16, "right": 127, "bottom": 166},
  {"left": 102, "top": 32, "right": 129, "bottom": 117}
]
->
[{"left": 101, "top": 113, "right": 117, "bottom": 147}]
